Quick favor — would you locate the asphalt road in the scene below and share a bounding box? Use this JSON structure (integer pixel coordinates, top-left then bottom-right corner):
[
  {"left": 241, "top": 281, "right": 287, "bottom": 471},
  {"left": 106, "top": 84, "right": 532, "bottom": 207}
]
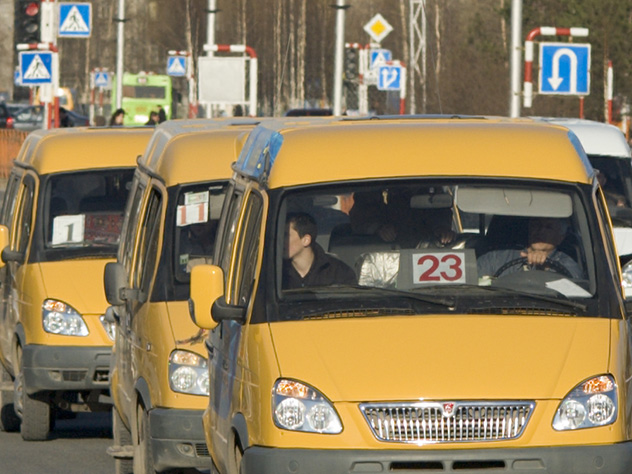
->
[{"left": 0, "top": 412, "right": 114, "bottom": 473}]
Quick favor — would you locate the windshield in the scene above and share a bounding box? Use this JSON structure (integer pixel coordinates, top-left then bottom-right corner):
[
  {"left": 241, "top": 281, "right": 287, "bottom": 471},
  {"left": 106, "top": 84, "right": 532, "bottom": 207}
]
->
[
  {"left": 275, "top": 180, "right": 599, "bottom": 320},
  {"left": 591, "top": 155, "right": 632, "bottom": 226},
  {"left": 44, "top": 169, "right": 134, "bottom": 250},
  {"left": 173, "top": 182, "right": 229, "bottom": 282}
]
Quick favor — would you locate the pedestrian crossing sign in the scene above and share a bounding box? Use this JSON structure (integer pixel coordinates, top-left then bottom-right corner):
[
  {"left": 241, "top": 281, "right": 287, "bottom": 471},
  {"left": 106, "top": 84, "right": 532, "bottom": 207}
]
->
[
  {"left": 94, "top": 71, "right": 111, "bottom": 88},
  {"left": 167, "top": 56, "right": 187, "bottom": 77},
  {"left": 58, "top": 3, "right": 91, "bottom": 37},
  {"left": 19, "top": 51, "right": 53, "bottom": 85}
]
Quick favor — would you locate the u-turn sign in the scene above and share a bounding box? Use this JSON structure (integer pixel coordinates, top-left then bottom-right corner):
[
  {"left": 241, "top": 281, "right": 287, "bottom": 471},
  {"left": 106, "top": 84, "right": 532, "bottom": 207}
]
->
[{"left": 539, "top": 42, "right": 591, "bottom": 95}]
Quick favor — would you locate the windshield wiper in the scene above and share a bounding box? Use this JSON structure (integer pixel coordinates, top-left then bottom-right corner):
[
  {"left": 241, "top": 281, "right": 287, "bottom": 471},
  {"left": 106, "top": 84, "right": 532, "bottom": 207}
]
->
[
  {"left": 291, "top": 285, "right": 455, "bottom": 310},
  {"left": 446, "top": 284, "right": 587, "bottom": 313}
]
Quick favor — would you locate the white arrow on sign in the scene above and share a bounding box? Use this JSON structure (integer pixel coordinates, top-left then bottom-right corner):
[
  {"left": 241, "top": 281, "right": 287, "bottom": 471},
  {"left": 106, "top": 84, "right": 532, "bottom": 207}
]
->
[
  {"left": 547, "top": 48, "right": 578, "bottom": 92},
  {"left": 380, "top": 68, "right": 399, "bottom": 89}
]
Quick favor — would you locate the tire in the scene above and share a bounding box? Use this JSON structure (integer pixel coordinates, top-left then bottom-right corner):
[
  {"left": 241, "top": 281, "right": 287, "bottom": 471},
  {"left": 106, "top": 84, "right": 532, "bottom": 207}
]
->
[
  {"left": 0, "top": 363, "right": 19, "bottom": 432},
  {"left": 134, "top": 405, "right": 157, "bottom": 474},
  {"left": 113, "top": 407, "right": 133, "bottom": 474},
  {"left": 234, "top": 442, "right": 243, "bottom": 474},
  {"left": 14, "top": 346, "right": 50, "bottom": 441}
]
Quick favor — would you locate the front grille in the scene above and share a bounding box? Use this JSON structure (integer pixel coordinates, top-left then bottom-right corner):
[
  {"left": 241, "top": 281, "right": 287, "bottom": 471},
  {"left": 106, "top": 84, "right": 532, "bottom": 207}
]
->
[
  {"left": 93, "top": 369, "right": 110, "bottom": 383},
  {"left": 62, "top": 370, "right": 87, "bottom": 382},
  {"left": 195, "top": 443, "right": 210, "bottom": 457},
  {"left": 360, "top": 401, "right": 534, "bottom": 443}
]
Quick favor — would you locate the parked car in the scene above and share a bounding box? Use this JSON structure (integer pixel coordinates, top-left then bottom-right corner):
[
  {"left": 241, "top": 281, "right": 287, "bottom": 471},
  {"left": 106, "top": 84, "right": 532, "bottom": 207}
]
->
[
  {"left": 0, "top": 103, "right": 15, "bottom": 129},
  {"left": 0, "top": 127, "right": 153, "bottom": 441},
  {"left": 190, "top": 116, "right": 632, "bottom": 474},
  {"left": 533, "top": 118, "right": 632, "bottom": 256},
  {"left": 10, "top": 105, "right": 44, "bottom": 132},
  {"left": 104, "top": 117, "right": 259, "bottom": 473}
]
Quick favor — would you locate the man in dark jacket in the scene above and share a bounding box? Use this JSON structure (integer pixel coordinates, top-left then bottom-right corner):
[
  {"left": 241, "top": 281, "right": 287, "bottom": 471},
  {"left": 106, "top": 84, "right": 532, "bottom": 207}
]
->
[{"left": 283, "top": 212, "right": 356, "bottom": 289}]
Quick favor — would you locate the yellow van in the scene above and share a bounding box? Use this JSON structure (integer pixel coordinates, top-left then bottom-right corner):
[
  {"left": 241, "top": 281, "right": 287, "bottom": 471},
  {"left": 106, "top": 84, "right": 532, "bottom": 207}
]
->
[
  {"left": 103, "top": 118, "right": 259, "bottom": 473},
  {"left": 0, "top": 127, "right": 152, "bottom": 441},
  {"left": 190, "top": 116, "right": 632, "bottom": 474}
]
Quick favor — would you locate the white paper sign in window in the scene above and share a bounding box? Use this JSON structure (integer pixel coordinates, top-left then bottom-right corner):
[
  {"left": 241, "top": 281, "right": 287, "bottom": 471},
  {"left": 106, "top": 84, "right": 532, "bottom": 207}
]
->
[
  {"left": 177, "top": 202, "right": 209, "bottom": 226},
  {"left": 52, "top": 215, "right": 85, "bottom": 245}
]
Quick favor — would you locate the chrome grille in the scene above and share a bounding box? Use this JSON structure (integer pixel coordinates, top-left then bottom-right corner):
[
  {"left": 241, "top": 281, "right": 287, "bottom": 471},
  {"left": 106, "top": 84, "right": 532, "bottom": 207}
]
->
[{"left": 360, "top": 401, "right": 534, "bottom": 443}]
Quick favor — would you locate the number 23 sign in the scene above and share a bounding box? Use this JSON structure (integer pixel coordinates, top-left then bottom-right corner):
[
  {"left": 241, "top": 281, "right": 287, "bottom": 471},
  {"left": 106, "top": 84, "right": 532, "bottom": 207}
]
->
[{"left": 410, "top": 250, "right": 476, "bottom": 285}]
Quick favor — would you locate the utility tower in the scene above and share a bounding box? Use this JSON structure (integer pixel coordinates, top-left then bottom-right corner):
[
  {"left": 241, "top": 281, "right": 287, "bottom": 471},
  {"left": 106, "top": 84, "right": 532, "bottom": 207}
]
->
[{"left": 409, "top": 0, "right": 427, "bottom": 114}]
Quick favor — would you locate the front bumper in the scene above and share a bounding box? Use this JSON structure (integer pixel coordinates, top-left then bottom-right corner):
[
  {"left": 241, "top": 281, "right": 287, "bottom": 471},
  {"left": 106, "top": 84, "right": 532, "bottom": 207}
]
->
[
  {"left": 23, "top": 344, "right": 110, "bottom": 394},
  {"left": 149, "top": 407, "right": 210, "bottom": 472},
  {"left": 242, "top": 443, "right": 632, "bottom": 474}
]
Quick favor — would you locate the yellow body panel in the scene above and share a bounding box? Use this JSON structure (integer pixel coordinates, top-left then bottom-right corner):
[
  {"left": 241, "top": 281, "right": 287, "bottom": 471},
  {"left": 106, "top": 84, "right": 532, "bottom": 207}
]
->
[
  {"left": 267, "top": 120, "right": 592, "bottom": 188},
  {"left": 269, "top": 315, "right": 610, "bottom": 401},
  {"left": 20, "top": 260, "right": 115, "bottom": 347},
  {"left": 132, "top": 301, "right": 207, "bottom": 409},
  {"left": 15, "top": 127, "right": 153, "bottom": 173}
]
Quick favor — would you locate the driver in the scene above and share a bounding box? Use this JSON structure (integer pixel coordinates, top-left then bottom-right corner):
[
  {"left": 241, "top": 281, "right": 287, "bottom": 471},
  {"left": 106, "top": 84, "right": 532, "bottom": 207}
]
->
[{"left": 477, "top": 217, "right": 584, "bottom": 280}]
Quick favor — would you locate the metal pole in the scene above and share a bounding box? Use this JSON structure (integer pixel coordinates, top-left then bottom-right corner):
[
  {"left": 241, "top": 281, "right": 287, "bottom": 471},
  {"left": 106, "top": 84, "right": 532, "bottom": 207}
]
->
[
  {"left": 509, "top": 0, "right": 522, "bottom": 117},
  {"left": 332, "top": 0, "right": 347, "bottom": 116},
  {"left": 207, "top": 0, "right": 216, "bottom": 56},
  {"left": 115, "top": 0, "right": 125, "bottom": 110}
]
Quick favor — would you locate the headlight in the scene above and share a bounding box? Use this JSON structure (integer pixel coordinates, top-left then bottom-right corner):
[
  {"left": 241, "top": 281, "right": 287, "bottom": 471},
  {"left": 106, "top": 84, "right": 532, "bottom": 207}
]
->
[
  {"left": 42, "top": 299, "right": 89, "bottom": 336},
  {"left": 553, "top": 375, "right": 617, "bottom": 430},
  {"left": 168, "top": 350, "right": 209, "bottom": 396},
  {"left": 272, "top": 379, "right": 342, "bottom": 434},
  {"left": 99, "top": 315, "right": 116, "bottom": 341}
]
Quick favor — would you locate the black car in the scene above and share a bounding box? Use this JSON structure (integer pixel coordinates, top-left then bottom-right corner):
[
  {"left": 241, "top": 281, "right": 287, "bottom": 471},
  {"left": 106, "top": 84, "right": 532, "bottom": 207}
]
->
[
  {"left": 8, "top": 105, "right": 90, "bottom": 131},
  {"left": 10, "top": 105, "right": 44, "bottom": 131},
  {"left": 0, "top": 103, "right": 15, "bottom": 129}
]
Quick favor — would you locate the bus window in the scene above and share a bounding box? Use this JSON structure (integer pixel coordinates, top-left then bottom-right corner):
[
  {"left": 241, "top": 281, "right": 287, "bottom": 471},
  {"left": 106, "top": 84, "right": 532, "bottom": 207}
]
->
[{"left": 112, "top": 72, "right": 173, "bottom": 126}]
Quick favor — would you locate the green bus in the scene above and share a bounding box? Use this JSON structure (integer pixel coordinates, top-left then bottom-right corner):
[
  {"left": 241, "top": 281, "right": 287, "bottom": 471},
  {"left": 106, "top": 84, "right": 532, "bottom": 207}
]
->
[{"left": 111, "top": 72, "right": 173, "bottom": 126}]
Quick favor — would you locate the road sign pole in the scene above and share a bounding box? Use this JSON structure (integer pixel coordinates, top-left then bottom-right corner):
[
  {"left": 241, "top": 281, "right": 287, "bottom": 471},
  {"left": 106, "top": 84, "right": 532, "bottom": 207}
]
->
[
  {"left": 332, "top": 0, "right": 349, "bottom": 116},
  {"left": 115, "top": 0, "right": 125, "bottom": 110}
]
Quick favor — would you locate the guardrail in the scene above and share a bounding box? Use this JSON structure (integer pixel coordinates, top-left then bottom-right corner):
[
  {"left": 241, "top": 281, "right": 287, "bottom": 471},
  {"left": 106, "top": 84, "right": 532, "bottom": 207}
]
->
[{"left": 0, "top": 130, "right": 28, "bottom": 179}]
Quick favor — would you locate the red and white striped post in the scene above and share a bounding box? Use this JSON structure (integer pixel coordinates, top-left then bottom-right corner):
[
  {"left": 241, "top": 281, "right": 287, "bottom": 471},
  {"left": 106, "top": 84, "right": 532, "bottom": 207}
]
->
[
  {"left": 16, "top": 42, "right": 60, "bottom": 129},
  {"left": 202, "top": 44, "right": 258, "bottom": 116},
  {"left": 523, "top": 26, "right": 589, "bottom": 108},
  {"left": 606, "top": 60, "right": 613, "bottom": 124},
  {"left": 168, "top": 50, "right": 197, "bottom": 118}
]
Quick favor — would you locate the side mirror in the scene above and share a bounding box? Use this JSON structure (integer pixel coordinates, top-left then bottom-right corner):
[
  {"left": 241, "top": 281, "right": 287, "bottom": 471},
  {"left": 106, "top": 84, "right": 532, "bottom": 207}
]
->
[
  {"left": 0, "top": 225, "right": 9, "bottom": 268},
  {"left": 189, "top": 264, "right": 224, "bottom": 330},
  {"left": 104, "top": 262, "right": 127, "bottom": 306},
  {"left": 104, "top": 305, "right": 120, "bottom": 324}
]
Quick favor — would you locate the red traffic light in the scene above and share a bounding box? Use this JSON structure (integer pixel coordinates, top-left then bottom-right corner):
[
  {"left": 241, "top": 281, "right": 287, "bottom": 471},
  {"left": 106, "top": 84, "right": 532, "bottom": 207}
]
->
[{"left": 24, "top": 1, "right": 39, "bottom": 16}]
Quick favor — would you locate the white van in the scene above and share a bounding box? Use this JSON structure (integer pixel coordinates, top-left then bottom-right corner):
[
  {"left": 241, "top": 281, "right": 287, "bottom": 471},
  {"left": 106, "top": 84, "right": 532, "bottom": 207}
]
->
[{"left": 533, "top": 118, "right": 632, "bottom": 256}]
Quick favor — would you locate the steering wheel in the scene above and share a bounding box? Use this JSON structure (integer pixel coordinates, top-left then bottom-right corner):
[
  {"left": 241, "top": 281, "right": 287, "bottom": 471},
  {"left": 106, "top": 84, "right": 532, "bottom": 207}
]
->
[{"left": 493, "top": 257, "right": 573, "bottom": 279}]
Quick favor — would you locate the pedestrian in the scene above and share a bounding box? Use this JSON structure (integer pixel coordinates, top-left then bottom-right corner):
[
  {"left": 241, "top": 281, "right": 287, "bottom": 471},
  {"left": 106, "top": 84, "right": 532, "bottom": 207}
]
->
[
  {"left": 145, "top": 111, "right": 159, "bottom": 126},
  {"left": 59, "top": 107, "right": 73, "bottom": 127},
  {"left": 109, "top": 108, "right": 125, "bottom": 126},
  {"left": 158, "top": 106, "right": 167, "bottom": 123}
]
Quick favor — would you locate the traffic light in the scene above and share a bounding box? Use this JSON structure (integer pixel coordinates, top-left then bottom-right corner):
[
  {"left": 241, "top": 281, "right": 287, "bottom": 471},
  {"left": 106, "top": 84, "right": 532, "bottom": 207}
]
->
[
  {"left": 344, "top": 46, "right": 358, "bottom": 81},
  {"left": 15, "top": 0, "right": 41, "bottom": 45}
]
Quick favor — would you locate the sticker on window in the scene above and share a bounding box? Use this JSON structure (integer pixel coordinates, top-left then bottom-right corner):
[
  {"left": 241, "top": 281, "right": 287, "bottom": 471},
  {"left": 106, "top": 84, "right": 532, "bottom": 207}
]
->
[
  {"left": 185, "top": 191, "right": 209, "bottom": 206},
  {"left": 397, "top": 249, "right": 477, "bottom": 288},
  {"left": 177, "top": 202, "right": 209, "bottom": 226},
  {"left": 52, "top": 214, "right": 85, "bottom": 245}
]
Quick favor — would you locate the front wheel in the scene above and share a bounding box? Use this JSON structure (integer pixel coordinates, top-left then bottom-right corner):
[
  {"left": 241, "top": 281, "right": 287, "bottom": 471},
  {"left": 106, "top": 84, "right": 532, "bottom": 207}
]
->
[
  {"left": 134, "top": 404, "right": 157, "bottom": 474},
  {"left": 14, "top": 346, "right": 51, "bottom": 441},
  {"left": 113, "top": 407, "right": 133, "bottom": 474},
  {"left": 0, "top": 363, "right": 19, "bottom": 432}
]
